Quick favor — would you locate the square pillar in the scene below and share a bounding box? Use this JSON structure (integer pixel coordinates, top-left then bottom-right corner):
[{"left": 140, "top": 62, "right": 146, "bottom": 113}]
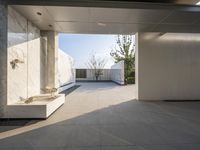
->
[
  {"left": 0, "top": 0, "right": 7, "bottom": 117},
  {"left": 41, "top": 31, "right": 59, "bottom": 91},
  {"left": 135, "top": 33, "right": 139, "bottom": 100}
]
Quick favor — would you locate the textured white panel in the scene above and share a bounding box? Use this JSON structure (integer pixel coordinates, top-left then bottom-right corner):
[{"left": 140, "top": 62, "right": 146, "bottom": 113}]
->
[
  {"left": 8, "top": 6, "right": 41, "bottom": 104},
  {"left": 27, "top": 21, "right": 41, "bottom": 98},
  {"left": 8, "top": 7, "right": 28, "bottom": 104},
  {"left": 111, "top": 61, "right": 125, "bottom": 85},
  {"left": 58, "top": 49, "right": 75, "bottom": 87}
]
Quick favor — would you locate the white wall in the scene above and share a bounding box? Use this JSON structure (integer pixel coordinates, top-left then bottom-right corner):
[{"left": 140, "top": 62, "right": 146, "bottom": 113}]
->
[
  {"left": 7, "top": 7, "right": 76, "bottom": 103},
  {"left": 58, "top": 49, "right": 75, "bottom": 87},
  {"left": 136, "top": 32, "right": 200, "bottom": 100},
  {"left": 111, "top": 61, "right": 124, "bottom": 85},
  {"left": 7, "top": 6, "right": 41, "bottom": 104}
]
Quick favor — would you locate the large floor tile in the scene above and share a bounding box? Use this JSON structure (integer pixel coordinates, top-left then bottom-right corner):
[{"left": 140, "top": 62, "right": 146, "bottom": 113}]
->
[{"left": 1, "top": 83, "right": 200, "bottom": 150}]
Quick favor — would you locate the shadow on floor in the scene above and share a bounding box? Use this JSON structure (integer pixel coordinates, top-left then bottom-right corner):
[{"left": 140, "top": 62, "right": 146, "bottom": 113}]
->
[
  {"left": 0, "top": 119, "right": 40, "bottom": 133},
  {"left": 0, "top": 85, "right": 82, "bottom": 133},
  {"left": 1, "top": 100, "right": 200, "bottom": 149}
]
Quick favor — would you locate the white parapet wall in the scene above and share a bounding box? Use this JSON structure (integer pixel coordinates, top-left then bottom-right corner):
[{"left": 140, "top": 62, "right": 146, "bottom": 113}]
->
[
  {"left": 76, "top": 69, "right": 111, "bottom": 81},
  {"left": 86, "top": 69, "right": 111, "bottom": 81},
  {"left": 58, "top": 49, "right": 75, "bottom": 92},
  {"left": 136, "top": 32, "right": 200, "bottom": 100},
  {"left": 111, "top": 61, "right": 125, "bottom": 85}
]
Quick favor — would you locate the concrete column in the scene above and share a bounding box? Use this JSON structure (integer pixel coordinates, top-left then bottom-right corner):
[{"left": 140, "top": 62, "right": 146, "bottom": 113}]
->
[
  {"left": 41, "top": 31, "right": 59, "bottom": 91},
  {"left": 135, "top": 33, "right": 139, "bottom": 100},
  {"left": 0, "top": 0, "right": 7, "bottom": 117},
  {"left": 40, "top": 35, "right": 48, "bottom": 93}
]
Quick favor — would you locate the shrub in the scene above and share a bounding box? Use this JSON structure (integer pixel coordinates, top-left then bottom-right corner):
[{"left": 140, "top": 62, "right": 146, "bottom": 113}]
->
[
  {"left": 129, "top": 71, "right": 135, "bottom": 77},
  {"left": 127, "top": 77, "right": 135, "bottom": 84}
]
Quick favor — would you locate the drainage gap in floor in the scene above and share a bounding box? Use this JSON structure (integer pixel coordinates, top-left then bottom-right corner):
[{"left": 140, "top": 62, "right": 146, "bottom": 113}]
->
[{"left": 60, "top": 85, "right": 81, "bottom": 96}]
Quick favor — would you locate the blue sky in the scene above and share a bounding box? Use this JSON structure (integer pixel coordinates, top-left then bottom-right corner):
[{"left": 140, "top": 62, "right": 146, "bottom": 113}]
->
[{"left": 58, "top": 33, "right": 117, "bottom": 68}]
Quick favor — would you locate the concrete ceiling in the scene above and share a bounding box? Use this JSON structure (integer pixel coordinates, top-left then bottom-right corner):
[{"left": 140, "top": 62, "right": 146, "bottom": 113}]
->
[
  {"left": 12, "top": 5, "right": 200, "bottom": 34},
  {"left": 7, "top": 0, "right": 200, "bottom": 6}
]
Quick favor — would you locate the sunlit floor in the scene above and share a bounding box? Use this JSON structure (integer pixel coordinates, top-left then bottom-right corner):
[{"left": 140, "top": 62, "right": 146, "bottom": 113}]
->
[{"left": 1, "top": 82, "right": 200, "bottom": 150}]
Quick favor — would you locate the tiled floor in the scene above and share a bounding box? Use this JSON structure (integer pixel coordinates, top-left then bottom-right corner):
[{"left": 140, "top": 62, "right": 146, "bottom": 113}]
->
[{"left": 1, "top": 82, "right": 200, "bottom": 150}]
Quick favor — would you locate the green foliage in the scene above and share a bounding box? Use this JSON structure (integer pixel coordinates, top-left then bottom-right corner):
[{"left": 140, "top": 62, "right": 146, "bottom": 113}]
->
[
  {"left": 110, "top": 35, "right": 135, "bottom": 84},
  {"left": 129, "top": 71, "right": 135, "bottom": 77},
  {"left": 127, "top": 77, "right": 135, "bottom": 84}
]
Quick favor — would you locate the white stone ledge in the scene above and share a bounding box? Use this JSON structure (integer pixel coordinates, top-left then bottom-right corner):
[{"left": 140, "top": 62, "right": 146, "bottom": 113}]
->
[{"left": 4, "top": 94, "right": 65, "bottom": 119}]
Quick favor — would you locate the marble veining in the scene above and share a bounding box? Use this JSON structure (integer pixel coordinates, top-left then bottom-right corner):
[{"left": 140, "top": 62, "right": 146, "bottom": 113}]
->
[{"left": 8, "top": 6, "right": 41, "bottom": 104}]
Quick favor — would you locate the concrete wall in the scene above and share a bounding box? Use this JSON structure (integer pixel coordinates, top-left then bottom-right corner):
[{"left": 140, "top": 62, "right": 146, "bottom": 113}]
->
[
  {"left": 0, "top": 0, "right": 8, "bottom": 116},
  {"left": 7, "top": 6, "right": 41, "bottom": 104},
  {"left": 76, "top": 69, "right": 111, "bottom": 81},
  {"left": 111, "top": 61, "right": 124, "bottom": 85},
  {"left": 41, "top": 31, "right": 59, "bottom": 90},
  {"left": 58, "top": 49, "right": 75, "bottom": 86},
  {"left": 76, "top": 62, "right": 125, "bottom": 84},
  {"left": 136, "top": 32, "right": 200, "bottom": 100}
]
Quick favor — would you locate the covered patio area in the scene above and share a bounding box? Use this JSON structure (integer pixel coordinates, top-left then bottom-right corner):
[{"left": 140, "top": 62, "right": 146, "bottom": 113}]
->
[
  {"left": 2, "top": 1, "right": 200, "bottom": 149},
  {"left": 0, "top": 82, "right": 200, "bottom": 150}
]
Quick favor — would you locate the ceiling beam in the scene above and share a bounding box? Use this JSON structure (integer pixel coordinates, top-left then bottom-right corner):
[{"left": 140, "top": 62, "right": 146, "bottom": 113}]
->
[{"left": 7, "top": 0, "right": 200, "bottom": 12}]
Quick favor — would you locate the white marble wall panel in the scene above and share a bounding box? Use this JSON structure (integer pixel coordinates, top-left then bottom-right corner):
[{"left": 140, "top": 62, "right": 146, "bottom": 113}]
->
[
  {"left": 27, "top": 21, "right": 41, "bottom": 98},
  {"left": 7, "top": 6, "right": 41, "bottom": 104},
  {"left": 8, "top": 7, "right": 28, "bottom": 104},
  {"left": 111, "top": 61, "right": 125, "bottom": 85}
]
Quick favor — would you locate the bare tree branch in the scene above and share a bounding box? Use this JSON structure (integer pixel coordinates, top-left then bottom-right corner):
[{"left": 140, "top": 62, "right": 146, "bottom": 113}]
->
[{"left": 86, "top": 52, "right": 107, "bottom": 81}]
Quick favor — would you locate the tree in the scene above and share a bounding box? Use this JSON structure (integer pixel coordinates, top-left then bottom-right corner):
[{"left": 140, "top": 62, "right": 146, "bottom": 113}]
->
[
  {"left": 87, "top": 53, "right": 107, "bottom": 81},
  {"left": 110, "top": 35, "right": 135, "bottom": 84}
]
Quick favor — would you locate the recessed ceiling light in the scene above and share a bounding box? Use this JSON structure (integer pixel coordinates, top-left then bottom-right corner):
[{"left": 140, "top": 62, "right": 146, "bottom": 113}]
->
[
  {"left": 36, "top": 12, "right": 42, "bottom": 16},
  {"left": 196, "top": 1, "right": 200, "bottom": 5},
  {"left": 97, "top": 22, "right": 106, "bottom": 27},
  {"left": 48, "top": 24, "right": 53, "bottom": 28}
]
